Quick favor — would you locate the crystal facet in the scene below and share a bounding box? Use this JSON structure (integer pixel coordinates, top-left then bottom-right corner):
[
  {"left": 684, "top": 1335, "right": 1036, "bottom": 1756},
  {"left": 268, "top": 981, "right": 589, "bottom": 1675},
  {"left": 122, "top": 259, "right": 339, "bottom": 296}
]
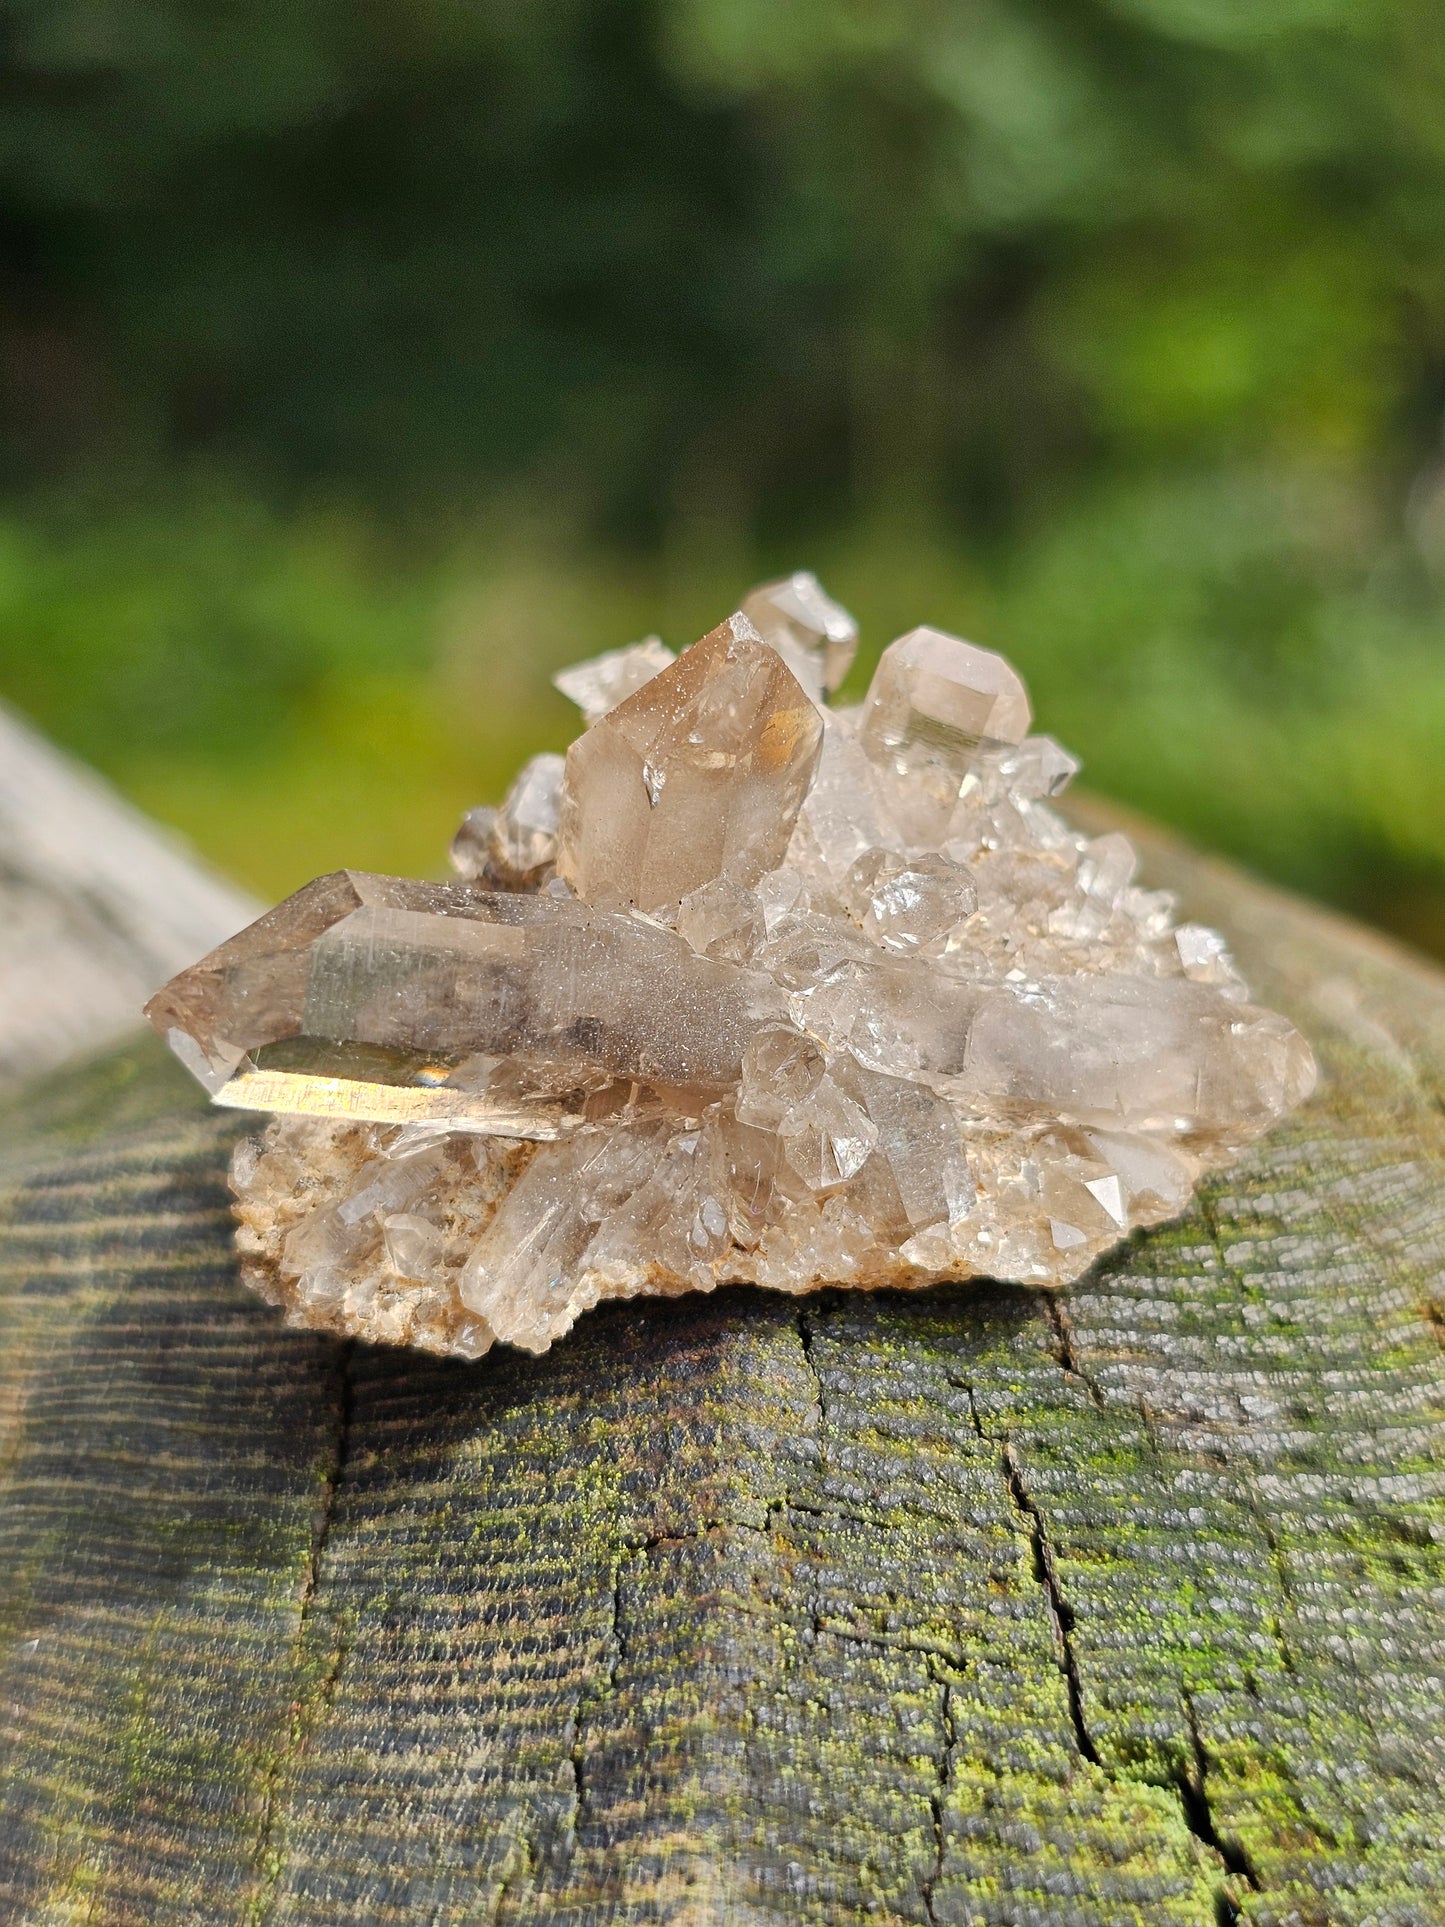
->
[
  {"left": 488, "top": 752, "right": 565, "bottom": 878},
  {"left": 149, "top": 573, "right": 1318, "bottom": 1361},
  {"left": 741, "top": 571, "right": 859, "bottom": 701},
  {"left": 451, "top": 753, "right": 565, "bottom": 887},
  {"left": 843, "top": 849, "right": 978, "bottom": 951},
  {"left": 859, "top": 626, "right": 1032, "bottom": 844},
  {"left": 552, "top": 637, "right": 675, "bottom": 723},
  {"left": 554, "top": 612, "right": 824, "bottom": 913}
]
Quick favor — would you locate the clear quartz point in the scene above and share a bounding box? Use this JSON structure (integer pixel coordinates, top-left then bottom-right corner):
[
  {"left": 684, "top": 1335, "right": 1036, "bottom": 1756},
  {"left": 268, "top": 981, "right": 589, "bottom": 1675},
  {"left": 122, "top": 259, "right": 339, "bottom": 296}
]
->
[
  {"left": 555, "top": 612, "right": 824, "bottom": 913},
  {"left": 859, "top": 627, "right": 1032, "bottom": 846},
  {"left": 450, "top": 755, "right": 566, "bottom": 887},
  {"left": 999, "top": 735, "right": 1079, "bottom": 800},
  {"left": 458, "top": 1121, "right": 671, "bottom": 1352},
  {"left": 789, "top": 708, "right": 892, "bottom": 882},
  {"left": 162, "top": 578, "right": 1318, "bottom": 1361},
  {"left": 552, "top": 637, "right": 675, "bottom": 723},
  {"left": 741, "top": 571, "right": 859, "bottom": 701},
  {"left": 449, "top": 805, "right": 497, "bottom": 881},
  {"left": 490, "top": 753, "right": 565, "bottom": 878},
  {"left": 843, "top": 848, "right": 978, "bottom": 951},
  {"left": 675, "top": 877, "right": 766, "bottom": 962},
  {"left": 735, "top": 1027, "right": 826, "bottom": 1129},
  {"left": 779, "top": 1077, "right": 878, "bottom": 1192}
]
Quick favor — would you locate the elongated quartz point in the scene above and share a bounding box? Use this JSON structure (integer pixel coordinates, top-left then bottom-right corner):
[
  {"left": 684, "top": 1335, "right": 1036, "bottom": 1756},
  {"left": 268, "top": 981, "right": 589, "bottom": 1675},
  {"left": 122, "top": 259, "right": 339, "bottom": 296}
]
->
[
  {"left": 867, "top": 968, "right": 1315, "bottom": 1139},
  {"left": 555, "top": 613, "right": 824, "bottom": 913},
  {"left": 144, "top": 870, "right": 785, "bottom": 1133}
]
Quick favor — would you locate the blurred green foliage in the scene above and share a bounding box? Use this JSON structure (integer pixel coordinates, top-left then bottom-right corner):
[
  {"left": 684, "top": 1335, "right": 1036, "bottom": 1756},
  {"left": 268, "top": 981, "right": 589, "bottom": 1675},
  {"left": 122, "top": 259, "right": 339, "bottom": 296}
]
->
[{"left": 0, "top": 0, "right": 1442, "bottom": 950}]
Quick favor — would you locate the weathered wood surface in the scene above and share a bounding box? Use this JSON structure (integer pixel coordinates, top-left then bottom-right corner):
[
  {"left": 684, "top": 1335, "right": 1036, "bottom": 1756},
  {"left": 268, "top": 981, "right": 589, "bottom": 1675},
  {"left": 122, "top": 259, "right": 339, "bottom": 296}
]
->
[
  {"left": 0, "top": 804, "right": 1442, "bottom": 1926},
  {"left": 0, "top": 699, "right": 256, "bottom": 1091}
]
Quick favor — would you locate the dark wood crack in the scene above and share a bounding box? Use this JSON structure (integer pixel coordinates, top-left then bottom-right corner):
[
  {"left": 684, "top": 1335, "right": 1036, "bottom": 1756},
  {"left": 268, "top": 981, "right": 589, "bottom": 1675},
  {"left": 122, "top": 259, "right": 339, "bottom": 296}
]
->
[
  {"left": 796, "top": 1305, "right": 827, "bottom": 1428},
  {"left": 566, "top": 1545, "right": 631, "bottom": 1861},
  {"left": 999, "top": 1442, "right": 1101, "bottom": 1768},
  {"left": 1039, "top": 1291, "right": 1108, "bottom": 1410},
  {"left": 1175, "top": 1692, "right": 1262, "bottom": 1917},
  {"left": 919, "top": 1668, "right": 954, "bottom": 1927}
]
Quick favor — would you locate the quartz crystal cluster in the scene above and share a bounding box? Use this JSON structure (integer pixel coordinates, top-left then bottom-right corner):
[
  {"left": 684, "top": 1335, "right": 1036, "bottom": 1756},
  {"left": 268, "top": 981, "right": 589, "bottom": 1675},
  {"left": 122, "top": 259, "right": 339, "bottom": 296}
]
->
[{"left": 146, "top": 571, "right": 1317, "bottom": 1359}]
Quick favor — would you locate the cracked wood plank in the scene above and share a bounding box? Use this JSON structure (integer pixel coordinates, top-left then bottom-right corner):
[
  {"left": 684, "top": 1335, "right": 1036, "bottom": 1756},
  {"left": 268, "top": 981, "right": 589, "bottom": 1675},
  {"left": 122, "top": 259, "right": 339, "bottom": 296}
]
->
[{"left": 0, "top": 808, "right": 1442, "bottom": 1925}]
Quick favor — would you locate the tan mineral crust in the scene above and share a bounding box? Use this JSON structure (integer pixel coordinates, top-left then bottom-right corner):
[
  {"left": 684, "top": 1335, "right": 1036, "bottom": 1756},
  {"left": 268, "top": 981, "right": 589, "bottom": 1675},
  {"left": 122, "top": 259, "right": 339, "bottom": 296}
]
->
[{"left": 146, "top": 573, "right": 1317, "bottom": 1359}]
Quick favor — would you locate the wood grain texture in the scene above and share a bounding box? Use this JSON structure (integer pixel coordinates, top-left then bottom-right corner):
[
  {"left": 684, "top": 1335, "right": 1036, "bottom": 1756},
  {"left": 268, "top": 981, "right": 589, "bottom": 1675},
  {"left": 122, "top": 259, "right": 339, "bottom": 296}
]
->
[{"left": 0, "top": 815, "right": 1442, "bottom": 1927}]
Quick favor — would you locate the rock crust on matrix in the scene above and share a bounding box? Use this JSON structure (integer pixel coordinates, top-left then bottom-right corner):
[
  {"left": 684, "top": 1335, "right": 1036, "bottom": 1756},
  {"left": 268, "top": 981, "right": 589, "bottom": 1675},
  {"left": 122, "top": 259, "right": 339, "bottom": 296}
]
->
[{"left": 148, "top": 573, "right": 1317, "bottom": 1358}]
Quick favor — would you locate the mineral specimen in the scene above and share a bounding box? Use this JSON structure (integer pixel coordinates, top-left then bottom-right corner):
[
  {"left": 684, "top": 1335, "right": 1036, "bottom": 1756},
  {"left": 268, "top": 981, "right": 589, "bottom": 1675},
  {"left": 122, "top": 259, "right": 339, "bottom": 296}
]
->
[
  {"left": 859, "top": 626, "right": 1032, "bottom": 844},
  {"left": 147, "top": 579, "right": 1318, "bottom": 1361}
]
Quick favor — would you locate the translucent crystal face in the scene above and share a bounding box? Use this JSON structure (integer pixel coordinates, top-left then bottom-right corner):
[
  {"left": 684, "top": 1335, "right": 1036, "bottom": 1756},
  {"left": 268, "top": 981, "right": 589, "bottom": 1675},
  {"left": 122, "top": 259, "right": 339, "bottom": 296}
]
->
[
  {"left": 843, "top": 849, "right": 978, "bottom": 951},
  {"left": 554, "top": 612, "right": 824, "bottom": 913},
  {"left": 736, "top": 1027, "right": 826, "bottom": 1128},
  {"left": 451, "top": 754, "right": 565, "bottom": 887},
  {"left": 741, "top": 571, "right": 860, "bottom": 700},
  {"left": 997, "top": 735, "right": 1079, "bottom": 800},
  {"left": 490, "top": 753, "right": 565, "bottom": 876},
  {"left": 789, "top": 711, "right": 891, "bottom": 882},
  {"left": 675, "top": 877, "right": 765, "bottom": 963},
  {"left": 552, "top": 637, "right": 675, "bottom": 724},
  {"left": 150, "top": 572, "right": 1318, "bottom": 1362},
  {"left": 862, "top": 626, "right": 1031, "bottom": 760},
  {"left": 859, "top": 627, "right": 1032, "bottom": 844}
]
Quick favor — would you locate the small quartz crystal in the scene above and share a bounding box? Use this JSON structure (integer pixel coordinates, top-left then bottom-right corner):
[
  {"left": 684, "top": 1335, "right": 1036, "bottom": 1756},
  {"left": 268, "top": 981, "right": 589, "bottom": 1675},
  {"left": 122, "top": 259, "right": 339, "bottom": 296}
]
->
[
  {"left": 998, "top": 735, "right": 1079, "bottom": 800},
  {"left": 742, "top": 571, "right": 859, "bottom": 701},
  {"left": 843, "top": 849, "right": 978, "bottom": 951},
  {"left": 488, "top": 752, "right": 565, "bottom": 878},
  {"left": 860, "top": 626, "right": 1032, "bottom": 844},
  {"left": 552, "top": 637, "right": 675, "bottom": 723},
  {"left": 452, "top": 753, "right": 565, "bottom": 886},
  {"left": 149, "top": 572, "right": 1318, "bottom": 1360}
]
